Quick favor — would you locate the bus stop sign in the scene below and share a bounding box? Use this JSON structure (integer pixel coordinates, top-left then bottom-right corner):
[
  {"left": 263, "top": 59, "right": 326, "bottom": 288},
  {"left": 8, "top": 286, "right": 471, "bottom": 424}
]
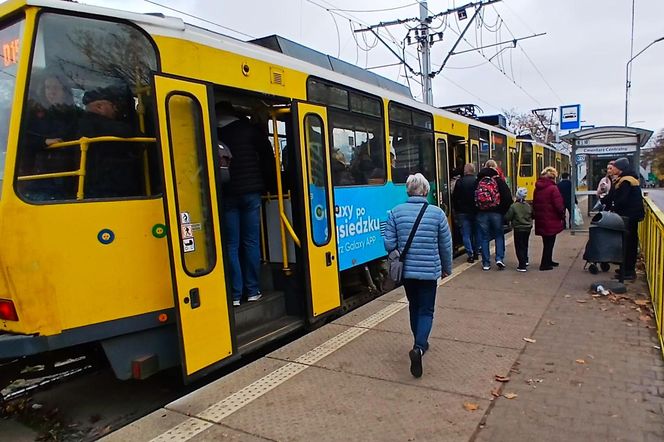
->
[{"left": 560, "top": 104, "right": 581, "bottom": 130}]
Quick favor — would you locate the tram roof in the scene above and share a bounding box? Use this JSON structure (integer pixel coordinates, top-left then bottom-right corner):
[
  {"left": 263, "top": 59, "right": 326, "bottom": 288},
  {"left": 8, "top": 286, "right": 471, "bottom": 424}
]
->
[{"left": 14, "top": 0, "right": 516, "bottom": 137}]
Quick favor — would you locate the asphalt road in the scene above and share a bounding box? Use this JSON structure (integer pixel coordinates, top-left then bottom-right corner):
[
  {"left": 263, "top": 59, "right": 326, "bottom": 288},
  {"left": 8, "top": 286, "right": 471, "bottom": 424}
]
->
[{"left": 646, "top": 187, "right": 664, "bottom": 211}]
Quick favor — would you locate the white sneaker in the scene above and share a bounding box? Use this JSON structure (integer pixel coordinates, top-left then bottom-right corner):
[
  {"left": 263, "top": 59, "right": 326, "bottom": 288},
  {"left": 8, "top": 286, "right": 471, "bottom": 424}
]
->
[
  {"left": 247, "top": 293, "right": 262, "bottom": 302},
  {"left": 482, "top": 265, "right": 491, "bottom": 271},
  {"left": 233, "top": 300, "right": 241, "bottom": 307},
  {"left": 496, "top": 261, "right": 506, "bottom": 270}
]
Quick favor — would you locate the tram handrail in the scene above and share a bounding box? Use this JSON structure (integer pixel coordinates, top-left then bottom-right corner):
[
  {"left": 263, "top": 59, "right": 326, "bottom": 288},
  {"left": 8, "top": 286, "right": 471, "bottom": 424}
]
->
[
  {"left": 270, "top": 111, "right": 300, "bottom": 274},
  {"left": 17, "top": 136, "right": 156, "bottom": 200},
  {"left": 639, "top": 196, "right": 664, "bottom": 358}
]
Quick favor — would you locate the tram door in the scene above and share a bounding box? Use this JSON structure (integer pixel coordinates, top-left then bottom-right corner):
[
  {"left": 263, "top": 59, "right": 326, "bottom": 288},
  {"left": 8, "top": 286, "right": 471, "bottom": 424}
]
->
[
  {"left": 293, "top": 102, "right": 341, "bottom": 321},
  {"left": 509, "top": 147, "right": 519, "bottom": 194},
  {"left": 154, "top": 75, "right": 233, "bottom": 382},
  {"left": 435, "top": 134, "right": 451, "bottom": 215}
]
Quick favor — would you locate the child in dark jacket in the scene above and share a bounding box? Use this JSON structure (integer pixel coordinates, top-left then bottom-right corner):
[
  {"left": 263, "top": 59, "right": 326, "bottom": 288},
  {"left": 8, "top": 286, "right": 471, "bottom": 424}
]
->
[{"left": 505, "top": 187, "right": 533, "bottom": 272}]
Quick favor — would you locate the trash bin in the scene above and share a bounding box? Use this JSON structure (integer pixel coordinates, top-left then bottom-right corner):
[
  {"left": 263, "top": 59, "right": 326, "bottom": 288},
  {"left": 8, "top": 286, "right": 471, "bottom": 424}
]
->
[{"left": 583, "top": 211, "right": 625, "bottom": 273}]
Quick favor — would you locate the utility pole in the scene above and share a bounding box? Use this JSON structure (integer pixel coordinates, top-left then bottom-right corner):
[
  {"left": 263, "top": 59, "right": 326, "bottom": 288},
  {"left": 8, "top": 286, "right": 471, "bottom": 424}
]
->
[
  {"left": 419, "top": 1, "right": 433, "bottom": 105},
  {"left": 354, "top": 0, "right": 542, "bottom": 106}
]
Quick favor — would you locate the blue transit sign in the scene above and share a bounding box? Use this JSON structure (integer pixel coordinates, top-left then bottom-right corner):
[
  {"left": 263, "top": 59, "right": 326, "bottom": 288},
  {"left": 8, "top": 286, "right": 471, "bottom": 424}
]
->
[{"left": 560, "top": 104, "right": 581, "bottom": 130}]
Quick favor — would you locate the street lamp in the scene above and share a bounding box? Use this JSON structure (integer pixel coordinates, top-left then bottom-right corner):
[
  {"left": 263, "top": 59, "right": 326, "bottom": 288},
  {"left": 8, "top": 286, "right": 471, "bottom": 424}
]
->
[{"left": 624, "top": 36, "right": 664, "bottom": 126}]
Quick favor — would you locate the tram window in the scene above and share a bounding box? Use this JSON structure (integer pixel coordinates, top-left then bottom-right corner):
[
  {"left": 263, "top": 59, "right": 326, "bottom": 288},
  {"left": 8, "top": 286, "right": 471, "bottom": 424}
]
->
[
  {"left": 0, "top": 18, "right": 23, "bottom": 199},
  {"left": 304, "top": 115, "right": 331, "bottom": 246},
  {"left": 16, "top": 13, "right": 160, "bottom": 202},
  {"left": 329, "top": 110, "right": 385, "bottom": 186},
  {"left": 167, "top": 94, "right": 216, "bottom": 276},
  {"left": 307, "top": 79, "right": 348, "bottom": 110},
  {"left": 519, "top": 142, "right": 533, "bottom": 177},
  {"left": 389, "top": 127, "right": 435, "bottom": 184},
  {"left": 349, "top": 93, "right": 381, "bottom": 118},
  {"left": 492, "top": 132, "right": 507, "bottom": 174}
]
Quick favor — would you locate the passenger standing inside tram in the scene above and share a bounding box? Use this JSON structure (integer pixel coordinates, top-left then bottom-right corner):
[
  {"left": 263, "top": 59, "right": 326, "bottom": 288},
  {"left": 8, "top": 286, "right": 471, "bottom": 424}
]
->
[
  {"left": 452, "top": 163, "right": 479, "bottom": 263},
  {"left": 600, "top": 157, "right": 644, "bottom": 281},
  {"left": 384, "top": 173, "right": 453, "bottom": 378},
  {"left": 22, "top": 73, "right": 79, "bottom": 199},
  {"left": 217, "top": 102, "right": 276, "bottom": 306}
]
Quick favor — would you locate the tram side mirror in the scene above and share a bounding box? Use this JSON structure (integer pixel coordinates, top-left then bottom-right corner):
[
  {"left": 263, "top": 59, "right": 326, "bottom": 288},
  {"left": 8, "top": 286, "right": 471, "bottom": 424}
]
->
[{"left": 218, "top": 141, "right": 233, "bottom": 184}]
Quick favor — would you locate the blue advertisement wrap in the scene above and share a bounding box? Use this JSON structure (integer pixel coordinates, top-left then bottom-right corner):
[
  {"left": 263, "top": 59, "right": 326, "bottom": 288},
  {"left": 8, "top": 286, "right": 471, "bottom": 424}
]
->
[
  {"left": 309, "top": 185, "right": 329, "bottom": 245},
  {"left": 333, "top": 183, "right": 408, "bottom": 271}
]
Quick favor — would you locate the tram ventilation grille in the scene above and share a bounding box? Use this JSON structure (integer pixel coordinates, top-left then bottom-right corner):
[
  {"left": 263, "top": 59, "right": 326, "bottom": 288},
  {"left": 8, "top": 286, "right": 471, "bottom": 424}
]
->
[{"left": 271, "top": 68, "right": 284, "bottom": 85}]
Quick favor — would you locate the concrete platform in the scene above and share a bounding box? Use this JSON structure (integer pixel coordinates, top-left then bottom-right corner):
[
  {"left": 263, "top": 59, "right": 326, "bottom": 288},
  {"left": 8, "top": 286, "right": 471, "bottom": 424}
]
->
[{"left": 104, "top": 226, "right": 664, "bottom": 442}]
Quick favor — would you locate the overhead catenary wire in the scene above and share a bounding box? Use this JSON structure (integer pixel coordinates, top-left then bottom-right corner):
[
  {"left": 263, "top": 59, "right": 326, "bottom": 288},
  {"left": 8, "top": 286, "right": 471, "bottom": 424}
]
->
[
  {"left": 142, "top": 0, "right": 257, "bottom": 39},
  {"left": 326, "top": 2, "right": 420, "bottom": 13}
]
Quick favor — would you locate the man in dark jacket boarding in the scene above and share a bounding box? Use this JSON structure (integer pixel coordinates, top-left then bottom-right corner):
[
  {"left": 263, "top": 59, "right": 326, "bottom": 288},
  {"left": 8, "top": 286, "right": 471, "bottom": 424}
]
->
[{"left": 384, "top": 173, "right": 453, "bottom": 378}]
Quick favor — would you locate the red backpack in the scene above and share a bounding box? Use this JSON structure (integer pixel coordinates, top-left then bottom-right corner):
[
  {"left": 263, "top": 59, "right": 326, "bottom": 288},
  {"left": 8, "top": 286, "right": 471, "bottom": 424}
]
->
[{"left": 475, "top": 176, "right": 501, "bottom": 210}]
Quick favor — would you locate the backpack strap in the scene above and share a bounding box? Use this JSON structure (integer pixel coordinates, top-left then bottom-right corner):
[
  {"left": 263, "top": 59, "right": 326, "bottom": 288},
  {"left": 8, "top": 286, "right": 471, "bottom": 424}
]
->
[{"left": 400, "top": 203, "right": 429, "bottom": 262}]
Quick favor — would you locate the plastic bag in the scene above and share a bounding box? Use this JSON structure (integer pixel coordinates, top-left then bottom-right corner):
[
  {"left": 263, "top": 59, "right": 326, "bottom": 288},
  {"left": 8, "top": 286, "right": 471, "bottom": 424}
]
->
[{"left": 573, "top": 204, "right": 583, "bottom": 227}]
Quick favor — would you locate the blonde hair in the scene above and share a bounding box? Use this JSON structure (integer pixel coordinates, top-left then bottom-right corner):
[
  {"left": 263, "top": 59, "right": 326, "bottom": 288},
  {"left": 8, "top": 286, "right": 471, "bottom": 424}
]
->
[
  {"left": 541, "top": 166, "right": 558, "bottom": 179},
  {"left": 485, "top": 159, "right": 498, "bottom": 169}
]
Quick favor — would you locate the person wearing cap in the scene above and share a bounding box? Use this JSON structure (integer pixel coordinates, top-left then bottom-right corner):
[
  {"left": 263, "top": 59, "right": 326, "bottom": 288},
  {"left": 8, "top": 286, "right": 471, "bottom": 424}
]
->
[
  {"left": 77, "top": 86, "right": 138, "bottom": 198},
  {"left": 601, "top": 157, "right": 644, "bottom": 280},
  {"left": 532, "top": 167, "right": 564, "bottom": 271},
  {"left": 505, "top": 187, "right": 533, "bottom": 272}
]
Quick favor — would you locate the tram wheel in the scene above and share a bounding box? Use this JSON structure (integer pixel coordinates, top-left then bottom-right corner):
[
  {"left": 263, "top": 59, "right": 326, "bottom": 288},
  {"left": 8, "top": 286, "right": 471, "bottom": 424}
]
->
[
  {"left": 588, "top": 264, "right": 599, "bottom": 275},
  {"left": 600, "top": 262, "right": 611, "bottom": 272}
]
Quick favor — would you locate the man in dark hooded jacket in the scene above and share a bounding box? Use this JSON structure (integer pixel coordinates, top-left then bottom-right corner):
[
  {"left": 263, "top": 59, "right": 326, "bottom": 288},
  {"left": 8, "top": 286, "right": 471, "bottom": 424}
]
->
[
  {"left": 452, "top": 163, "right": 479, "bottom": 262},
  {"left": 475, "top": 159, "right": 513, "bottom": 270},
  {"left": 601, "top": 157, "right": 644, "bottom": 280}
]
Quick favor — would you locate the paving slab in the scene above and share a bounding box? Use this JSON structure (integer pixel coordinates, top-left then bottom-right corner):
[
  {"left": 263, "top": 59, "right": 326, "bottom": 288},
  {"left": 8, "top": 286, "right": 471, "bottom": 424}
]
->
[
  {"left": 439, "top": 287, "right": 552, "bottom": 317},
  {"left": 214, "top": 366, "right": 488, "bottom": 442}
]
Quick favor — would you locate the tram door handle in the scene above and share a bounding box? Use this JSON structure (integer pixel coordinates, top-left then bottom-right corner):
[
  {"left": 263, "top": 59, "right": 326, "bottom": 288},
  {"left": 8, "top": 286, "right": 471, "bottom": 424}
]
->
[
  {"left": 188, "top": 288, "right": 201, "bottom": 309},
  {"left": 325, "top": 252, "right": 335, "bottom": 267}
]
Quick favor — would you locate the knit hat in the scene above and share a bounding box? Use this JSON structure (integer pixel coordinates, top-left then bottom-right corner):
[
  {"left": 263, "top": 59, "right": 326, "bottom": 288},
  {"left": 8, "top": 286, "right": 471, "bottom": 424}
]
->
[
  {"left": 516, "top": 187, "right": 528, "bottom": 201},
  {"left": 614, "top": 157, "right": 630, "bottom": 172}
]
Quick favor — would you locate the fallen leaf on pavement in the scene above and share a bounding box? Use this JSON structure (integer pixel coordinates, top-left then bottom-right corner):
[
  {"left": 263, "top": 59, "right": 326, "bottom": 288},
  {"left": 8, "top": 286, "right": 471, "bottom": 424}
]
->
[
  {"left": 601, "top": 307, "right": 609, "bottom": 311},
  {"left": 576, "top": 300, "right": 587, "bottom": 303},
  {"left": 635, "top": 300, "right": 649, "bottom": 306},
  {"left": 503, "top": 392, "right": 518, "bottom": 399},
  {"left": 491, "top": 387, "right": 501, "bottom": 397},
  {"left": 575, "top": 359, "right": 586, "bottom": 364},
  {"left": 564, "top": 295, "right": 571, "bottom": 298},
  {"left": 495, "top": 375, "right": 511, "bottom": 382},
  {"left": 463, "top": 402, "right": 479, "bottom": 411},
  {"left": 523, "top": 337, "right": 536, "bottom": 343},
  {"left": 639, "top": 315, "right": 652, "bottom": 322},
  {"left": 547, "top": 320, "right": 556, "bottom": 325}
]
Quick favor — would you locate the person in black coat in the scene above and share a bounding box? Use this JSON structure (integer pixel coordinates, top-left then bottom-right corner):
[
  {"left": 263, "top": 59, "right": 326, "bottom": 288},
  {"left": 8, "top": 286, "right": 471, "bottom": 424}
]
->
[
  {"left": 601, "top": 157, "right": 644, "bottom": 280},
  {"left": 77, "top": 87, "right": 139, "bottom": 198},
  {"left": 556, "top": 172, "right": 577, "bottom": 228},
  {"left": 452, "top": 163, "right": 479, "bottom": 262},
  {"left": 475, "top": 159, "right": 513, "bottom": 270},
  {"left": 217, "top": 102, "right": 276, "bottom": 306}
]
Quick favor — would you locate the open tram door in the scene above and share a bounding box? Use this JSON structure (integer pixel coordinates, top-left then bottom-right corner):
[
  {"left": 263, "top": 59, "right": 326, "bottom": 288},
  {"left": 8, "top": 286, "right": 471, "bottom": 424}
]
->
[
  {"left": 292, "top": 102, "right": 341, "bottom": 323},
  {"left": 434, "top": 133, "right": 451, "bottom": 215},
  {"left": 154, "top": 75, "right": 233, "bottom": 382}
]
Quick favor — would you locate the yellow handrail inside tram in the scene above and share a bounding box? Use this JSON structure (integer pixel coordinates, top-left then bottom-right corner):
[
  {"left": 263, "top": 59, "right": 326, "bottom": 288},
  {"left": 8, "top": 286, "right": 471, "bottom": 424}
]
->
[{"left": 17, "top": 136, "right": 157, "bottom": 200}]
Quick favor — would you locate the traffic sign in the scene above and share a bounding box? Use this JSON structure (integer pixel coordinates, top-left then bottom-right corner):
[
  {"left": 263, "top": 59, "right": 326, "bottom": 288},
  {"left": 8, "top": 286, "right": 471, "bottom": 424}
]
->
[{"left": 560, "top": 104, "right": 581, "bottom": 130}]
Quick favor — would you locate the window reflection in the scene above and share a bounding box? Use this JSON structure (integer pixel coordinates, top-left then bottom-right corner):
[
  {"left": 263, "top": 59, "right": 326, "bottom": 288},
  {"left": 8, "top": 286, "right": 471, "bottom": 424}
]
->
[{"left": 17, "top": 13, "right": 160, "bottom": 201}]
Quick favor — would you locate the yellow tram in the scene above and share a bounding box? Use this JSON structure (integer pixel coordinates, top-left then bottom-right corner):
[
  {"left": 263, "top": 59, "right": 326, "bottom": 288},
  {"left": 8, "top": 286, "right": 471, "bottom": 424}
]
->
[{"left": 0, "top": 1, "right": 568, "bottom": 382}]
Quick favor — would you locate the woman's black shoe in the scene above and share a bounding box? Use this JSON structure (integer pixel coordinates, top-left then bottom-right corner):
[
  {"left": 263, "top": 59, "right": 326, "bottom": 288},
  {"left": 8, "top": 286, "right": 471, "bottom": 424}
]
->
[
  {"left": 409, "top": 348, "right": 423, "bottom": 378},
  {"left": 551, "top": 261, "right": 559, "bottom": 267},
  {"left": 539, "top": 265, "right": 554, "bottom": 271}
]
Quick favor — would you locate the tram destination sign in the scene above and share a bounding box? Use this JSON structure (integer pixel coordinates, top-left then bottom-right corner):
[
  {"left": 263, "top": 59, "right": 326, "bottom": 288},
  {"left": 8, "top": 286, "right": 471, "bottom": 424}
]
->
[{"left": 575, "top": 145, "right": 637, "bottom": 155}]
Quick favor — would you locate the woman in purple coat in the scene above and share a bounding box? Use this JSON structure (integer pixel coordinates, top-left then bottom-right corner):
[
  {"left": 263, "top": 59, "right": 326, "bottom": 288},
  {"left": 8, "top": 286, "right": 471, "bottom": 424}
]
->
[{"left": 532, "top": 167, "right": 565, "bottom": 270}]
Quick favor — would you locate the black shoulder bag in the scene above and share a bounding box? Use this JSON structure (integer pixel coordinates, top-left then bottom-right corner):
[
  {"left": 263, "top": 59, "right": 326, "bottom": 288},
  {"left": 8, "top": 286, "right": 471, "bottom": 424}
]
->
[{"left": 388, "top": 203, "right": 429, "bottom": 283}]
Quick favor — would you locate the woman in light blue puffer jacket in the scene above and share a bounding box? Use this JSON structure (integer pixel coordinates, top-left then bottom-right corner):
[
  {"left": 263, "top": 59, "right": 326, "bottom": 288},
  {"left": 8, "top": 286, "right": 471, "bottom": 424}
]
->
[{"left": 384, "top": 173, "right": 453, "bottom": 378}]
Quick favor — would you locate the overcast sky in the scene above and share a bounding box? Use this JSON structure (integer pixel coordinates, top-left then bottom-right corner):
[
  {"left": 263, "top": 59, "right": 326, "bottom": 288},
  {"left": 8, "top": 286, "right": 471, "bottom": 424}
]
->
[{"left": 75, "top": 0, "right": 663, "bottom": 136}]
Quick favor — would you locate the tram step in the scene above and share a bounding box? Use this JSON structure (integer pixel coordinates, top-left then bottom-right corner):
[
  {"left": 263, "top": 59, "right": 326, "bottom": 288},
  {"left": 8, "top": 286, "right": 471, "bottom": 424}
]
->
[
  {"left": 236, "top": 315, "right": 303, "bottom": 354},
  {"left": 234, "top": 290, "right": 287, "bottom": 334}
]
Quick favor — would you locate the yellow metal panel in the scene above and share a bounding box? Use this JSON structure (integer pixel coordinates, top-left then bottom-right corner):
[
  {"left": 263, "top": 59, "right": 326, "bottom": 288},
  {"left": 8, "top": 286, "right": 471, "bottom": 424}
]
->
[
  {"left": 153, "top": 35, "right": 308, "bottom": 101},
  {"left": 296, "top": 103, "right": 341, "bottom": 317},
  {"left": 154, "top": 75, "right": 233, "bottom": 377},
  {"left": 0, "top": 0, "right": 26, "bottom": 18}
]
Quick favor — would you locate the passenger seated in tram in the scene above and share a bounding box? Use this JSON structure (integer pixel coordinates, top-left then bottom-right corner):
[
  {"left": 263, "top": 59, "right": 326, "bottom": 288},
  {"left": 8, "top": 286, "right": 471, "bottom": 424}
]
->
[
  {"left": 331, "top": 148, "right": 354, "bottom": 186},
  {"left": 20, "top": 71, "right": 80, "bottom": 199},
  {"left": 77, "top": 86, "right": 142, "bottom": 198}
]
